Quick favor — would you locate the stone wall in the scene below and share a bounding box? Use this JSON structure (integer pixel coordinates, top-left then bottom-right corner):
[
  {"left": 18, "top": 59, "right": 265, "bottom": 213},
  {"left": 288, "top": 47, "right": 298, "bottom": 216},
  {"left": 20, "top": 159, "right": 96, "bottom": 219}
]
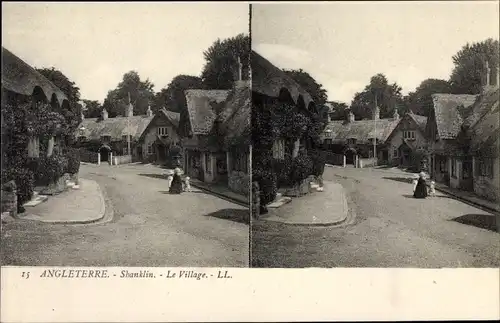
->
[
  {"left": 114, "top": 155, "right": 133, "bottom": 165},
  {"left": 358, "top": 157, "right": 377, "bottom": 168},
  {"left": 228, "top": 171, "right": 249, "bottom": 196}
]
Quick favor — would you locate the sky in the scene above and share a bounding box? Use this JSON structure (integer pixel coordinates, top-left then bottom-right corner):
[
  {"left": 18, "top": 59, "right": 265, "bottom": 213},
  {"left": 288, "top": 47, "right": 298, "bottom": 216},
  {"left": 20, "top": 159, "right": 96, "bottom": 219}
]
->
[
  {"left": 252, "top": 1, "right": 499, "bottom": 104},
  {"left": 2, "top": 2, "right": 249, "bottom": 102}
]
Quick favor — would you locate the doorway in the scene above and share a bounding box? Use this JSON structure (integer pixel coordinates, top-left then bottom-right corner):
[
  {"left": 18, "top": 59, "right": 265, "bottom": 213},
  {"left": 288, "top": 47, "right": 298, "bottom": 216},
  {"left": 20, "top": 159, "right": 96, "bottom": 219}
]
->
[{"left": 99, "top": 145, "right": 111, "bottom": 163}]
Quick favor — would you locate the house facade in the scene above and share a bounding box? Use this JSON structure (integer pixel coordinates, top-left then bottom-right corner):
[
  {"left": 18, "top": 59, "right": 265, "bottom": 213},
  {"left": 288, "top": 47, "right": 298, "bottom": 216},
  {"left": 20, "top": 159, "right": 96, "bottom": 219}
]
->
[
  {"left": 1, "top": 47, "right": 73, "bottom": 211},
  {"left": 385, "top": 111, "right": 429, "bottom": 169},
  {"left": 320, "top": 107, "right": 400, "bottom": 167},
  {"left": 75, "top": 102, "right": 153, "bottom": 164},
  {"left": 426, "top": 93, "right": 478, "bottom": 188},
  {"left": 137, "top": 108, "right": 181, "bottom": 167},
  {"left": 181, "top": 80, "right": 250, "bottom": 196}
]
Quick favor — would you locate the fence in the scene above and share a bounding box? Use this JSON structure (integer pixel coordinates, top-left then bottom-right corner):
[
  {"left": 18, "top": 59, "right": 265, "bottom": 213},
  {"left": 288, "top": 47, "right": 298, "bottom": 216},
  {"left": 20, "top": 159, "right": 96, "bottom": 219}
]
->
[
  {"left": 358, "top": 158, "right": 378, "bottom": 168},
  {"left": 78, "top": 148, "right": 99, "bottom": 163},
  {"left": 324, "top": 152, "right": 344, "bottom": 166}
]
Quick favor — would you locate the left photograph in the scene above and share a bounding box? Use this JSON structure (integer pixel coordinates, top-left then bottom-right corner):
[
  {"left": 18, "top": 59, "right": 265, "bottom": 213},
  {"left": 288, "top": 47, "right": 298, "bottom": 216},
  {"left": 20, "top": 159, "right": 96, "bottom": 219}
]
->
[{"left": 1, "top": 2, "right": 251, "bottom": 267}]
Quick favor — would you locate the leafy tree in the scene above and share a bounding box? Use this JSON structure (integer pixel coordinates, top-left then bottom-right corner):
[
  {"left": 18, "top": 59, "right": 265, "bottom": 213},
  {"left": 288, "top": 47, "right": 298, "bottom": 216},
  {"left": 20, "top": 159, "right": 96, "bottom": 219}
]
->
[
  {"left": 449, "top": 38, "right": 499, "bottom": 94},
  {"left": 201, "top": 33, "right": 250, "bottom": 89},
  {"left": 155, "top": 75, "right": 204, "bottom": 137},
  {"left": 350, "top": 73, "right": 404, "bottom": 120},
  {"left": 283, "top": 69, "right": 328, "bottom": 105},
  {"left": 36, "top": 67, "right": 81, "bottom": 104},
  {"left": 406, "top": 79, "right": 452, "bottom": 117},
  {"left": 81, "top": 100, "right": 102, "bottom": 118},
  {"left": 327, "top": 101, "right": 349, "bottom": 120},
  {"left": 103, "top": 71, "right": 155, "bottom": 117},
  {"left": 36, "top": 67, "right": 82, "bottom": 132}
]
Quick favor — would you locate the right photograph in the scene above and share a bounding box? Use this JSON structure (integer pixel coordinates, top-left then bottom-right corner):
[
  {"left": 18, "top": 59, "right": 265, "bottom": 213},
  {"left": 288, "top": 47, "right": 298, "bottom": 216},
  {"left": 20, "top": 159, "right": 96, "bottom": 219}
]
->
[{"left": 250, "top": 2, "right": 500, "bottom": 268}]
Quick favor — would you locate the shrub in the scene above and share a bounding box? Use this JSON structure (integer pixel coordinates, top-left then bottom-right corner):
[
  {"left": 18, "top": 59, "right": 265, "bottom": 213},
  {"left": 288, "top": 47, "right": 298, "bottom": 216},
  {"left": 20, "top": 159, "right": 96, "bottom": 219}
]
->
[
  {"left": 309, "top": 149, "right": 326, "bottom": 177},
  {"left": 1, "top": 166, "right": 35, "bottom": 207},
  {"left": 65, "top": 148, "right": 81, "bottom": 175},
  {"left": 273, "top": 155, "right": 292, "bottom": 187},
  {"left": 290, "top": 154, "right": 313, "bottom": 185},
  {"left": 36, "top": 155, "right": 67, "bottom": 185}
]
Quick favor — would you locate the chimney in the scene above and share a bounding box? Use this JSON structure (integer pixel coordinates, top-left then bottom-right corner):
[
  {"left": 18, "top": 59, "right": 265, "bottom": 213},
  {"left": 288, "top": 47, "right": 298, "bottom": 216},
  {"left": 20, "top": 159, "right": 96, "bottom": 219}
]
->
[
  {"left": 347, "top": 110, "right": 355, "bottom": 123},
  {"left": 393, "top": 108, "right": 399, "bottom": 120},
  {"left": 146, "top": 105, "right": 153, "bottom": 117},
  {"left": 125, "top": 92, "right": 134, "bottom": 117},
  {"left": 373, "top": 105, "right": 380, "bottom": 120},
  {"left": 101, "top": 108, "right": 108, "bottom": 120},
  {"left": 237, "top": 56, "right": 242, "bottom": 81}
]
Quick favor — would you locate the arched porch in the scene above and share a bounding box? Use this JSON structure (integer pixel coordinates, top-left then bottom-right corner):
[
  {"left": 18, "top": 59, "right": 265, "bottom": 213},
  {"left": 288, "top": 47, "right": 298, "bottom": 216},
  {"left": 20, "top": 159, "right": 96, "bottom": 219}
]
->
[
  {"left": 343, "top": 147, "right": 358, "bottom": 167},
  {"left": 98, "top": 145, "right": 112, "bottom": 165}
]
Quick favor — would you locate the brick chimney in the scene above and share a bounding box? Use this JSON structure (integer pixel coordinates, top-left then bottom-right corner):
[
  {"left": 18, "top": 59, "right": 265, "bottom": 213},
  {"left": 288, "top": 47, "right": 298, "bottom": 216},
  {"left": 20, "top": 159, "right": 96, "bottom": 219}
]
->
[
  {"left": 146, "top": 105, "right": 153, "bottom": 117},
  {"left": 373, "top": 105, "right": 380, "bottom": 120},
  {"left": 101, "top": 108, "right": 108, "bottom": 120},
  {"left": 393, "top": 108, "right": 399, "bottom": 120},
  {"left": 347, "top": 110, "right": 355, "bottom": 123},
  {"left": 125, "top": 92, "right": 134, "bottom": 117}
]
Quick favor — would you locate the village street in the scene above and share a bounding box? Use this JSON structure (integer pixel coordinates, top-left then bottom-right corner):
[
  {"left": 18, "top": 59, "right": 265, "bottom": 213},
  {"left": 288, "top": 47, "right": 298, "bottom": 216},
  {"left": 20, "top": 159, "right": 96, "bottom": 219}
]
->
[
  {"left": 252, "top": 166, "right": 500, "bottom": 268},
  {"left": 1, "top": 163, "right": 249, "bottom": 267}
]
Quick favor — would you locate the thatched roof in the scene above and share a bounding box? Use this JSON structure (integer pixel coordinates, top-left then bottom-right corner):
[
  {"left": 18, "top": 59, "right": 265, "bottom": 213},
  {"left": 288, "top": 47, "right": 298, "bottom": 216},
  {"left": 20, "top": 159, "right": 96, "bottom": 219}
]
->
[
  {"left": 431, "top": 93, "right": 478, "bottom": 140},
  {"left": 321, "top": 118, "right": 400, "bottom": 144},
  {"left": 463, "top": 88, "right": 499, "bottom": 155},
  {"left": 76, "top": 115, "right": 154, "bottom": 141},
  {"left": 408, "top": 112, "right": 428, "bottom": 133},
  {"left": 252, "top": 50, "right": 314, "bottom": 108},
  {"left": 137, "top": 108, "right": 180, "bottom": 142},
  {"left": 1, "top": 47, "right": 68, "bottom": 106},
  {"left": 385, "top": 112, "right": 428, "bottom": 143},
  {"left": 184, "top": 89, "right": 230, "bottom": 135},
  {"left": 220, "top": 81, "right": 251, "bottom": 147},
  {"left": 162, "top": 109, "right": 180, "bottom": 128}
]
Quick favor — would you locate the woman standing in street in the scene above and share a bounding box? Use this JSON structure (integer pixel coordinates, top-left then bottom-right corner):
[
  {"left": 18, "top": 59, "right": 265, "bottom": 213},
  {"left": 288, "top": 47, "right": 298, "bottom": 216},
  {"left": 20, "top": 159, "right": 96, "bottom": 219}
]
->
[
  {"left": 169, "top": 168, "right": 183, "bottom": 194},
  {"left": 413, "top": 172, "right": 428, "bottom": 199}
]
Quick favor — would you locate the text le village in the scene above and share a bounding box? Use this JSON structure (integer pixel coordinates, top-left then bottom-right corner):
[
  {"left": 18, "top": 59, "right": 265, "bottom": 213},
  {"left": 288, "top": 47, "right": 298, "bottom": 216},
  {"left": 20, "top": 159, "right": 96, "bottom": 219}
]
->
[{"left": 165, "top": 270, "right": 231, "bottom": 279}]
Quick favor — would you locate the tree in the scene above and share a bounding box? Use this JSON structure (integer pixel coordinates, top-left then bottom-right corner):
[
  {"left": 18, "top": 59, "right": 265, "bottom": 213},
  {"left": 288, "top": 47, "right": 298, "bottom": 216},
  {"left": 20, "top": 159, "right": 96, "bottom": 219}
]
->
[
  {"left": 103, "top": 71, "right": 155, "bottom": 117},
  {"left": 327, "top": 101, "right": 349, "bottom": 120},
  {"left": 449, "top": 38, "right": 499, "bottom": 94},
  {"left": 283, "top": 69, "right": 328, "bottom": 105},
  {"left": 155, "top": 75, "right": 204, "bottom": 137},
  {"left": 81, "top": 100, "right": 102, "bottom": 118},
  {"left": 36, "top": 67, "right": 82, "bottom": 132},
  {"left": 36, "top": 67, "right": 81, "bottom": 104},
  {"left": 350, "top": 73, "right": 404, "bottom": 120},
  {"left": 153, "top": 75, "right": 203, "bottom": 113},
  {"left": 201, "top": 33, "right": 250, "bottom": 89},
  {"left": 406, "top": 79, "right": 452, "bottom": 117}
]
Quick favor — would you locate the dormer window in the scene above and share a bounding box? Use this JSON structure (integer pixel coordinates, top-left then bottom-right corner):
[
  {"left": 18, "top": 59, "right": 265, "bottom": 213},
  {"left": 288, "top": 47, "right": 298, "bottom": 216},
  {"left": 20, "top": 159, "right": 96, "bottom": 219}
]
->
[
  {"left": 101, "top": 135, "right": 111, "bottom": 142},
  {"left": 158, "top": 127, "right": 169, "bottom": 138},
  {"left": 347, "top": 138, "right": 357, "bottom": 145}
]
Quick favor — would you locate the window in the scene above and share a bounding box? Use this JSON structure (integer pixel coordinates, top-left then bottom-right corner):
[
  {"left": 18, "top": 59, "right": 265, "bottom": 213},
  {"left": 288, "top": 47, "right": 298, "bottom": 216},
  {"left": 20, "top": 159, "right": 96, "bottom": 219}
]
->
[
  {"left": 393, "top": 148, "right": 399, "bottom": 158},
  {"left": 324, "top": 139, "right": 332, "bottom": 145},
  {"left": 477, "top": 158, "right": 494, "bottom": 178},
  {"left": 232, "top": 152, "right": 248, "bottom": 172},
  {"left": 451, "top": 158, "right": 457, "bottom": 178},
  {"left": 272, "top": 139, "right": 285, "bottom": 160},
  {"left": 462, "top": 161, "right": 472, "bottom": 179},
  {"left": 78, "top": 136, "right": 87, "bottom": 142},
  {"left": 403, "top": 130, "right": 416, "bottom": 140},
  {"left": 123, "top": 147, "right": 128, "bottom": 155},
  {"left": 347, "top": 138, "right": 357, "bottom": 145},
  {"left": 158, "top": 127, "right": 169, "bottom": 137},
  {"left": 205, "top": 153, "right": 212, "bottom": 174},
  {"left": 101, "top": 135, "right": 111, "bottom": 142},
  {"left": 324, "top": 130, "right": 333, "bottom": 138},
  {"left": 27, "top": 136, "right": 40, "bottom": 158}
]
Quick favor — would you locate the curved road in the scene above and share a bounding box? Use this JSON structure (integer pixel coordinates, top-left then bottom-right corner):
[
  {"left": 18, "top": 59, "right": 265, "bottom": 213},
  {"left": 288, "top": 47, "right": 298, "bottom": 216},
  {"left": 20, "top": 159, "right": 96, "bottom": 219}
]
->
[
  {"left": 1, "top": 164, "right": 249, "bottom": 267},
  {"left": 252, "top": 167, "right": 500, "bottom": 268}
]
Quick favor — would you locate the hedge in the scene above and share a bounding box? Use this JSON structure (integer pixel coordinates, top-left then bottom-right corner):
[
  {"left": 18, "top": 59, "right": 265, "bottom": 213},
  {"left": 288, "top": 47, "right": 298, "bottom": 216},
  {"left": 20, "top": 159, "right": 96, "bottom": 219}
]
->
[{"left": 65, "top": 147, "right": 81, "bottom": 175}]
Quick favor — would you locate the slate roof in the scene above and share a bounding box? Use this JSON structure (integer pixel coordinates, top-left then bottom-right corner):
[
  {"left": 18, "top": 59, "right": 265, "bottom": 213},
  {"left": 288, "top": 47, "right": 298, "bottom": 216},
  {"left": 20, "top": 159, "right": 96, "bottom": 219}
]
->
[
  {"left": 463, "top": 88, "right": 500, "bottom": 154},
  {"left": 431, "top": 93, "right": 478, "bottom": 140},
  {"left": 321, "top": 118, "right": 400, "bottom": 144},
  {"left": 1, "top": 47, "right": 68, "bottom": 106},
  {"left": 184, "top": 89, "right": 230, "bottom": 135},
  {"left": 76, "top": 115, "right": 154, "bottom": 141},
  {"left": 252, "top": 50, "right": 314, "bottom": 108}
]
